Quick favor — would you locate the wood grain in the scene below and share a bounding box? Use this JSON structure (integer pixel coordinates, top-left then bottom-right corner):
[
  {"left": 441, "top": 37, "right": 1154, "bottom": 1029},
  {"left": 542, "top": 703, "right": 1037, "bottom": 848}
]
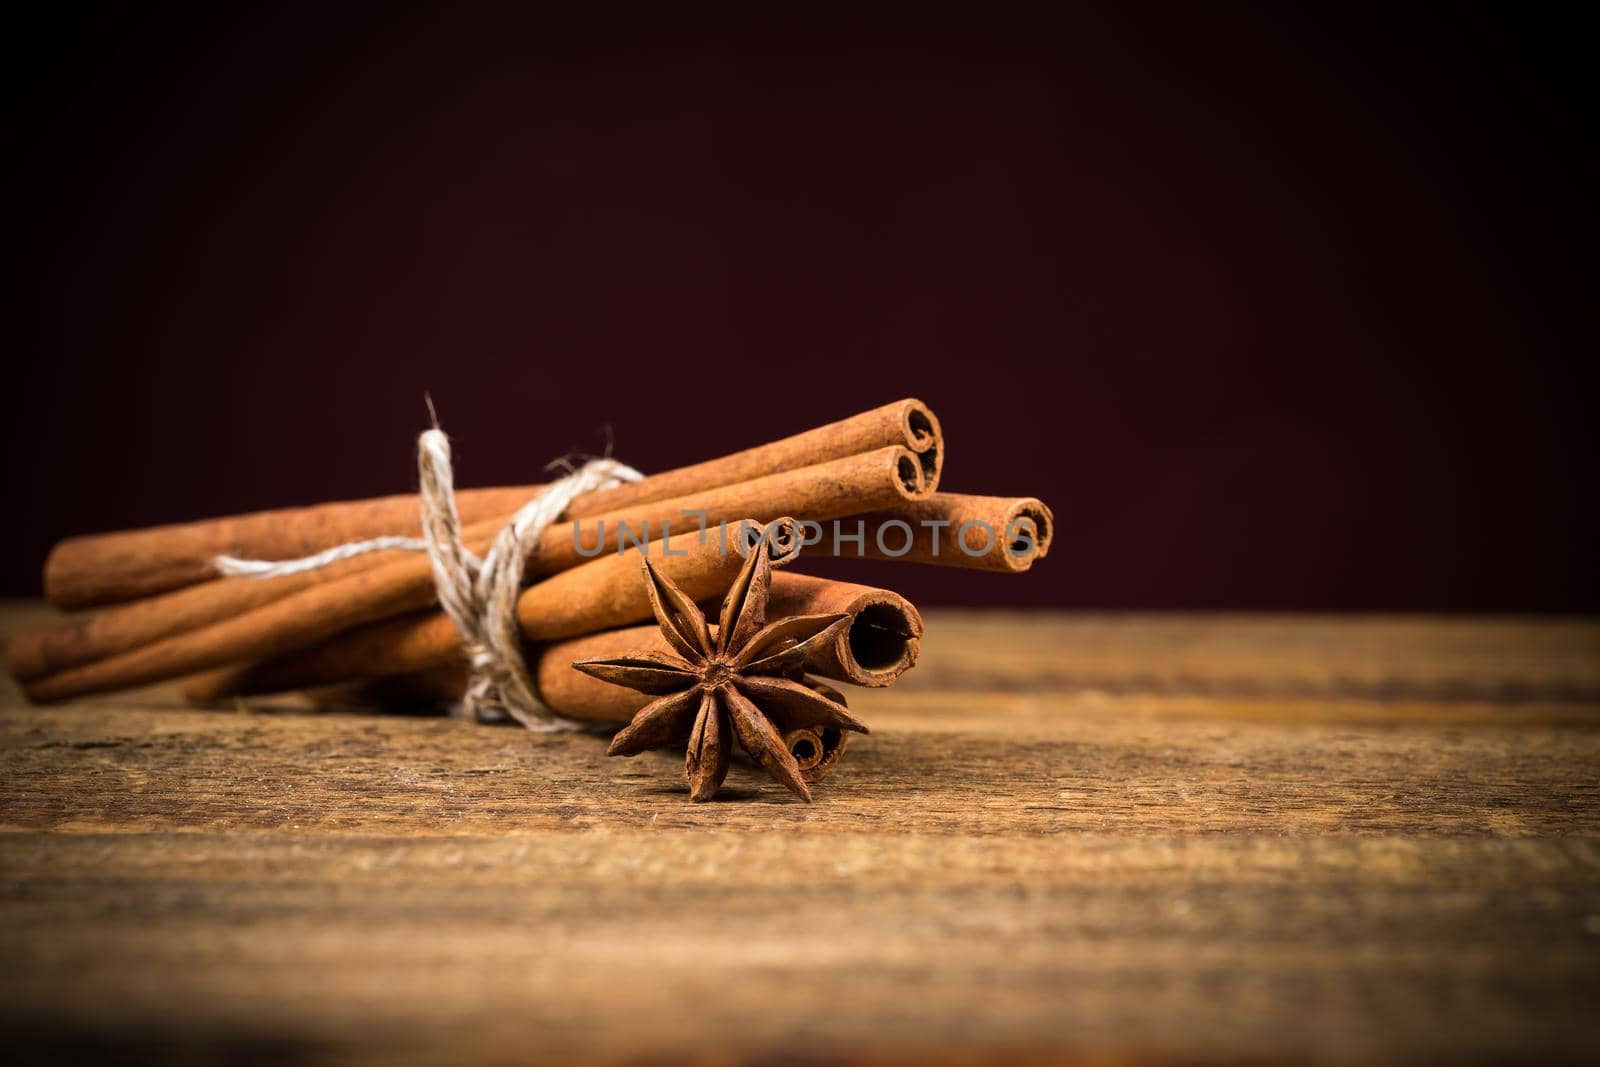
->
[{"left": 1, "top": 601, "right": 1597, "bottom": 1064}]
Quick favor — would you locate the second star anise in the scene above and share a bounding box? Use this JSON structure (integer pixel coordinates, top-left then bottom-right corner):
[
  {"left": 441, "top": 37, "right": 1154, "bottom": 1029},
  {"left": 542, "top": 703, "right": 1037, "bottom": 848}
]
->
[{"left": 573, "top": 543, "right": 870, "bottom": 802}]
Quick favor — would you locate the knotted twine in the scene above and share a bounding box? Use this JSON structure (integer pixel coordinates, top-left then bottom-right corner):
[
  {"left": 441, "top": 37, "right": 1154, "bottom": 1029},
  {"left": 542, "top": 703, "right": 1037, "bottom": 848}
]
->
[{"left": 217, "top": 429, "right": 642, "bottom": 731}]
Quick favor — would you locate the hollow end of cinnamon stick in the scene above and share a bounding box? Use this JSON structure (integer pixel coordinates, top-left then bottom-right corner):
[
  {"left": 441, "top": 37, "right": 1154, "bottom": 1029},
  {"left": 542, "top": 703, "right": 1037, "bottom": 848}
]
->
[
  {"left": 766, "top": 572, "right": 923, "bottom": 688},
  {"left": 784, "top": 727, "right": 825, "bottom": 771},
  {"left": 833, "top": 596, "right": 922, "bottom": 686},
  {"left": 1013, "top": 499, "right": 1054, "bottom": 558},
  {"left": 802, "top": 725, "right": 848, "bottom": 782},
  {"left": 894, "top": 451, "right": 926, "bottom": 497},
  {"left": 897, "top": 398, "right": 944, "bottom": 489},
  {"left": 781, "top": 724, "right": 849, "bottom": 781},
  {"left": 851, "top": 493, "right": 1053, "bottom": 573},
  {"left": 986, "top": 516, "right": 1041, "bottom": 573},
  {"left": 785, "top": 678, "right": 852, "bottom": 782},
  {"left": 735, "top": 516, "right": 804, "bottom": 566},
  {"left": 978, "top": 497, "right": 1054, "bottom": 570}
]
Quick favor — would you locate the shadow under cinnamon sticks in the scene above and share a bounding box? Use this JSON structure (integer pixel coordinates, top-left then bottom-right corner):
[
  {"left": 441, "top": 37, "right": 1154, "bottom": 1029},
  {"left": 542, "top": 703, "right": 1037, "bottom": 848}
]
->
[{"left": 304, "top": 667, "right": 857, "bottom": 787}]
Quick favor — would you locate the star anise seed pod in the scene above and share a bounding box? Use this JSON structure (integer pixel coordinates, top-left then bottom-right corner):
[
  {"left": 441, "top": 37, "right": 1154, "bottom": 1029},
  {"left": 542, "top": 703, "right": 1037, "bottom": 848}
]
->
[{"left": 573, "top": 546, "right": 870, "bottom": 802}]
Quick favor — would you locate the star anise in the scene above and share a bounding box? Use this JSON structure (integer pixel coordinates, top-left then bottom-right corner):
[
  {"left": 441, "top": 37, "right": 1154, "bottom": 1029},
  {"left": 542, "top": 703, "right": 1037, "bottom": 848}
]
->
[{"left": 572, "top": 546, "right": 870, "bottom": 802}]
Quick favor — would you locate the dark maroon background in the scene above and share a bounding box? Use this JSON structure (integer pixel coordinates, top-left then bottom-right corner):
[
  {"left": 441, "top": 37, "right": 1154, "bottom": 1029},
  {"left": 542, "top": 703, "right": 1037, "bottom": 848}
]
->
[{"left": 7, "top": 6, "right": 1593, "bottom": 609}]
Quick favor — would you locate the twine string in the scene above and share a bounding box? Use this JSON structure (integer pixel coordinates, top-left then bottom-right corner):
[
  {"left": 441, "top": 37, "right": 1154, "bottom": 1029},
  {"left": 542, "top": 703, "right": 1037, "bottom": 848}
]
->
[
  {"left": 415, "top": 430, "right": 642, "bottom": 730},
  {"left": 216, "top": 427, "right": 643, "bottom": 731},
  {"left": 215, "top": 536, "right": 428, "bottom": 576}
]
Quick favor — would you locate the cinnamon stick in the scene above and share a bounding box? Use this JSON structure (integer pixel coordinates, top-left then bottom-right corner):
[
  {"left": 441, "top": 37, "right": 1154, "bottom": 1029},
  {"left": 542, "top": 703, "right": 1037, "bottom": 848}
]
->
[
  {"left": 530, "top": 574, "right": 921, "bottom": 719},
  {"left": 24, "top": 448, "right": 927, "bottom": 703},
  {"left": 849, "top": 493, "right": 1054, "bottom": 572},
  {"left": 43, "top": 399, "right": 942, "bottom": 608},
  {"left": 764, "top": 572, "right": 923, "bottom": 687},
  {"left": 42, "top": 486, "right": 538, "bottom": 610}
]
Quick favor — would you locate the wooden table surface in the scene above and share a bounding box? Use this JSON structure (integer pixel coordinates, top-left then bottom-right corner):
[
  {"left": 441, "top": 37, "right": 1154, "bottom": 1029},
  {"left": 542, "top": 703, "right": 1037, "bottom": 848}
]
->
[{"left": 2, "top": 602, "right": 1597, "bottom": 1064}]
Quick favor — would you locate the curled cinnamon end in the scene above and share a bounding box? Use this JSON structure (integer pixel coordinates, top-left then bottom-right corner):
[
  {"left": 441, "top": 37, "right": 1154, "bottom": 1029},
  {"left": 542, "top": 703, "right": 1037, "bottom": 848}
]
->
[
  {"left": 786, "top": 725, "right": 850, "bottom": 783},
  {"left": 735, "top": 516, "right": 804, "bottom": 567},
  {"left": 766, "top": 573, "right": 923, "bottom": 688},
  {"left": 784, "top": 727, "right": 825, "bottom": 771},
  {"left": 1011, "top": 498, "right": 1054, "bottom": 560},
  {"left": 898, "top": 398, "right": 944, "bottom": 491},
  {"left": 790, "top": 678, "right": 852, "bottom": 782},
  {"left": 895, "top": 451, "right": 924, "bottom": 497},
  {"left": 832, "top": 595, "right": 922, "bottom": 686},
  {"left": 853, "top": 493, "right": 1054, "bottom": 573},
  {"left": 976, "top": 497, "right": 1053, "bottom": 571},
  {"left": 886, "top": 446, "right": 937, "bottom": 501}
]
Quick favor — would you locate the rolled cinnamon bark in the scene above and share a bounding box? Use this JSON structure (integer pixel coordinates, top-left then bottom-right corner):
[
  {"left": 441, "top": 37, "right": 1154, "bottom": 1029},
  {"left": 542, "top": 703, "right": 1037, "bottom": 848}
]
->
[
  {"left": 11, "top": 538, "right": 420, "bottom": 683},
  {"left": 182, "top": 519, "right": 805, "bottom": 701},
  {"left": 784, "top": 728, "right": 826, "bottom": 771},
  {"left": 847, "top": 493, "right": 1054, "bottom": 573},
  {"left": 781, "top": 680, "right": 851, "bottom": 783},
  {"left": 531, "top": 576, "right": 920, "bottom": 718},
  {"left": 24, "top": 449, "right": 926, "bottom": 703},
  {"left": 741, "top": 690, "right": 853, "bottom": 782},
  {"left": 42, "top": 487, "right": 538, "bottom": 611},
  {"left": 43, "top": 398, "right": 942, "bottom": 609},
  {"left": 793, "top": 727, "right": 849, "bottom": 783},
  {"left": 765, "top": 571, "right": 923, "bottom": 687}
]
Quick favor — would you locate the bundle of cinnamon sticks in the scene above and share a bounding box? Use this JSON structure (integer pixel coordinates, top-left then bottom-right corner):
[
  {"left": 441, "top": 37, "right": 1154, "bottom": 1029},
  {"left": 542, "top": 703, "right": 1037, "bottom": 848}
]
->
[{"left": 7, "top": 399, "right": 1052, "bottom": 792}]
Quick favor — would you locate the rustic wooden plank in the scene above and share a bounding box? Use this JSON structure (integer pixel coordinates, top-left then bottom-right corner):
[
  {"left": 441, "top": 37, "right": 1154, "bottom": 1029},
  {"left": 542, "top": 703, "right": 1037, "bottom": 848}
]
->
[
  {"left": 2, "top": 830, "right": 1597, "bottom": 1065},
  {"left": 903, "top": 611, "right": 1600, "bottom": 702},
  {"left": 3, "top": 693, "right": 1598, "bottom": 836},
  {"left": 1, "top": 603, "right": 1597, "bottom": 1064}
]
